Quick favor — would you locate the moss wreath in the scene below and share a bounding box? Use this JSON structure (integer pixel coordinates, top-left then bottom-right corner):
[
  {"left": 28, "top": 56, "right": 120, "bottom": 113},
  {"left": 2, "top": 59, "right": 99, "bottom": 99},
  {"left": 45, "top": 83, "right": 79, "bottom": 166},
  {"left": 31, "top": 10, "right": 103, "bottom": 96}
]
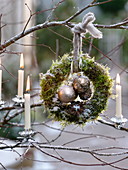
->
[{"left": 40, "top": 53, "right": 113, "bottom": 125}]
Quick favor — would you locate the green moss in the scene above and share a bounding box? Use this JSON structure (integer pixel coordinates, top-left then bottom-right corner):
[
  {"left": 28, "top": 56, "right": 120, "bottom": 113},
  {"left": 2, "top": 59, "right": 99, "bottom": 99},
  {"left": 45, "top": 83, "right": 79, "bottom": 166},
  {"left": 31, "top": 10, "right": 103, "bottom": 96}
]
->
[{"left": 40, "top": 53, "right": 113, "bottom": 125}]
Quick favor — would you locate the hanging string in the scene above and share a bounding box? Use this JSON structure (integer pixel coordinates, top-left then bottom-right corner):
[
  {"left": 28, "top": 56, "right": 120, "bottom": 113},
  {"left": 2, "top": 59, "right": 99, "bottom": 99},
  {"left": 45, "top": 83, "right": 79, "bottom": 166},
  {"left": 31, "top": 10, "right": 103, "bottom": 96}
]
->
[
  {"left": 72, "top": 33, "right": 81, "bottom": 73},
  {"left": 71, "top": 12, "right": 103, "bottom": 73}
]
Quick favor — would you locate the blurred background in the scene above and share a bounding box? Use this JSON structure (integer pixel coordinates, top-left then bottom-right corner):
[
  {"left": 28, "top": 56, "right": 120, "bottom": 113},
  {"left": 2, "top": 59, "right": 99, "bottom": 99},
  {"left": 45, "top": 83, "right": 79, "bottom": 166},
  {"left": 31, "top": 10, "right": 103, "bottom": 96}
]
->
[{"left": 0, "top": 0, "right": 128, "bottom": 169}]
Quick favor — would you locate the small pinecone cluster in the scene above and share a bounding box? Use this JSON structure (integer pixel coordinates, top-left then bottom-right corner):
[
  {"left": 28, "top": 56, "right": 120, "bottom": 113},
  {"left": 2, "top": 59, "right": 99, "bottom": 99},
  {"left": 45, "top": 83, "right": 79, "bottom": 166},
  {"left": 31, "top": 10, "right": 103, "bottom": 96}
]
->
[{"left": 58, "top": 74, "right": 92, "bottom": 103}]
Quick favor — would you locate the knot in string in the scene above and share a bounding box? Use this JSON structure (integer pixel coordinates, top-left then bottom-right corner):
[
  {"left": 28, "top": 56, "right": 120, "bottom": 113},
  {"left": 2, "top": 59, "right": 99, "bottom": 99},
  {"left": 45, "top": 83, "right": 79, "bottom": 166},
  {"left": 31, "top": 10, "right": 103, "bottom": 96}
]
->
[
  {"left": 72, "top": 12, "right": 102, "bottom": 39},
  {"left": 71, "top": 12, "right": 103, "bottom": 73}
]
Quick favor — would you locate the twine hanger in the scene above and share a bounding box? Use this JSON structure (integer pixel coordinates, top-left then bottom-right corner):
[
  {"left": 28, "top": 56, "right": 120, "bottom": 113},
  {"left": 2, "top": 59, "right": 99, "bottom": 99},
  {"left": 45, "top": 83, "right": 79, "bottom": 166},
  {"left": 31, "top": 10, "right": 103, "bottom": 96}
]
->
[{"left": 71, "top": 12, "right": 103, "bottom": 73}]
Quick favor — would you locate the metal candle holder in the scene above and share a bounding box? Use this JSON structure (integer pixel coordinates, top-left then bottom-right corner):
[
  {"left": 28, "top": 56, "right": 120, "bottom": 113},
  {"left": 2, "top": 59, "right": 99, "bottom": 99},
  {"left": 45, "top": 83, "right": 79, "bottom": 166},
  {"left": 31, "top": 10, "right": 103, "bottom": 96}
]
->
[
  {"left": 0, "top": 100, "right": 5, "bottom": 107},
  {"left": 111, "top": 116, "right": 127, "bottom": 124},
  {"left": 12, "top": 96, "right": 25, "bottom": 107},
  {"left": 18, "top": 129, "right": 36, "bottom": 142}
]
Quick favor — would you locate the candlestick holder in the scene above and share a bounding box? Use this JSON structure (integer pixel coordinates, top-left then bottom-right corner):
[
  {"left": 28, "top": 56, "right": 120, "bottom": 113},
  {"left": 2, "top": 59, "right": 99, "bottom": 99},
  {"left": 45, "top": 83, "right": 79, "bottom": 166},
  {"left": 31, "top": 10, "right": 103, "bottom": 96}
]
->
[
  {"left": 12, "top": 95, "right": 25, "bottom": 107},
  {"left": 18, "top": 129, "right": 36, "bottom": 142},
  {"left": 111, "top": 116, "right": 127, "bottom": 124},
  {"left": 0, "top": 100, "right": 5, "bottom": 107}
]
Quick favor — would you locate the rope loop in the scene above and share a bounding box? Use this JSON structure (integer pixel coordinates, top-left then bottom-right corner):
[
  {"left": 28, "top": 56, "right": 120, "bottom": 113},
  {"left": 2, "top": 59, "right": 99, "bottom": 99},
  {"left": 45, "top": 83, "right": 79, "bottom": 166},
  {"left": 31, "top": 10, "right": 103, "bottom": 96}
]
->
[
  {"left": 71, "top": 12, "right": 103, "bottom": 73},
  {"left": 72, "top": 12, "right": 102, "bottom": 38}
]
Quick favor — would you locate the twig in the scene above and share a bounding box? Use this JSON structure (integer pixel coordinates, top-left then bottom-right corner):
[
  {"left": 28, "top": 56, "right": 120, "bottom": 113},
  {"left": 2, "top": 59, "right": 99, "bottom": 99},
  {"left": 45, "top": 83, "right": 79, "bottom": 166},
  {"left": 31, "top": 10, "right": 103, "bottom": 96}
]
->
[
  {"left": 31, "top": 143, "right": 111, "bottom": 167},
  {"left": 1, "top": 64, "right": 17, "bottom": 79},
  {"left": 84, "top": 38, "right": 128, "bottom": 74},
  {"left": 95, "top": 19, "right": 128, "bottom": 29},
  {"left": 65, "top": 0, "right": 112, "bottom": 22},
  {"left": 0, "top": 142, "right": 128, "bottom": 157},
  {"left": 0, "top": 163, "right": 7, "bottom": 170},
  {"left": 98, "top": 119, "right": 128, "bottom": 132},
  {"left": 0, "top": 1, "right": 127, "bottom": 51},
  {"left": 0, "top": 14, "right": 2, "bottom": 45},
  {"left": 22, "top": 3, "right": 32, "bottom": 34},
  {"left": 14, "top": 42, "right": 56, "bottom": 54},
  {"left": 91, "top": 153, "right": 127, "bottom": 170},
  {"left": 97, "top": 38, "right": 126, "bottom": 62},
  {"left": 46, "top": 0, "right": 65, "bottom": 21}
]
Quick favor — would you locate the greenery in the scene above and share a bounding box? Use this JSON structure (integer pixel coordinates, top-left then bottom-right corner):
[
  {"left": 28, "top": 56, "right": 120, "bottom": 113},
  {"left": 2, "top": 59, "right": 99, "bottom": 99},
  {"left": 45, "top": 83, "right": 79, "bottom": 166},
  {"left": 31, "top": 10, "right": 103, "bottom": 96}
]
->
[
  {"left": 98, "top": 0, "right": 127, "bottom": 14},
  {"left": 40, "top": 53, "right": 113, "bottom": 125}
]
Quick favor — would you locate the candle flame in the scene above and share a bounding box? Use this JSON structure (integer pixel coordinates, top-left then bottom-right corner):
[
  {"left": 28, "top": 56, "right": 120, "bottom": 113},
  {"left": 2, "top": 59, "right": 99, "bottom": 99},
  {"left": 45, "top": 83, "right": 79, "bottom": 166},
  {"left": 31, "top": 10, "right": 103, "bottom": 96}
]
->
[
  {"left": 116, "top": 73, "right": 120, "bottom": 85},
  {"left": 26, "top": 75, "right": 30, "bottom": 92},
  {"left": 20, "top": 53, "right": 24, "bottom": 69}
]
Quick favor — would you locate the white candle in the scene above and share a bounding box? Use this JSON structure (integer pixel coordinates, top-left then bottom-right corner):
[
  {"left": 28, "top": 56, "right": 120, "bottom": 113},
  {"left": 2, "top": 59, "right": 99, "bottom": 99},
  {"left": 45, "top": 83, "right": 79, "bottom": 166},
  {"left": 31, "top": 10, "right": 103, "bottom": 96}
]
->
[
  {"left": 18, "top": 54, "right": 24, "bottom": 98},
  {"left": 0, "top": 70, "right": 2, "bottom": 101},
  {"left": 20, "top": 53, "right": 24, "bottom": 69},
  {"left": 0, "top": 58, "right": 2, "bottom": 101},
  {"left": 24, "top": 75, "right": 31, "bottom": 130},
  {"left": 115, "top": 74, "right": 123, "bottom": 119}
]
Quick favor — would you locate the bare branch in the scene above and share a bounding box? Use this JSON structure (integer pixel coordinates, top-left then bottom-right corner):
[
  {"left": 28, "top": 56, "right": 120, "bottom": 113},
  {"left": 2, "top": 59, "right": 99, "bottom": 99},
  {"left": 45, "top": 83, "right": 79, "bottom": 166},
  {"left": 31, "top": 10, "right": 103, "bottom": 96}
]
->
[
  {"left": 65, "top": 0, "right": 112, "bottom": 22},
  {"left": 0, "top": 5, "right": 127, "bottom": 53},
  {"left": 95, "top": 19, "right": 128, "bottom": 29},
  {"left": 0, "top": 14, "right": 2, "bottom": 45},
  {"left": 98, "top": 119, "right": 128, "bottom": 133},
  {"left": 1, "top": 64, "right": 17, "bottom": 79},
  {"left": 14, "top": 42, "right": 56, "bottom": 54},
  {"left": 0, "top": 21, "right": 64, "bottom": 50},
  {"left": 22, "top": 3, "right": 33, "bottom": 34},
  {"left": 0, "top": 163, "right": 7, "bottom": 170},
  {"left": 84, "top": 38, "right": 128, "bottom": 74}
]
